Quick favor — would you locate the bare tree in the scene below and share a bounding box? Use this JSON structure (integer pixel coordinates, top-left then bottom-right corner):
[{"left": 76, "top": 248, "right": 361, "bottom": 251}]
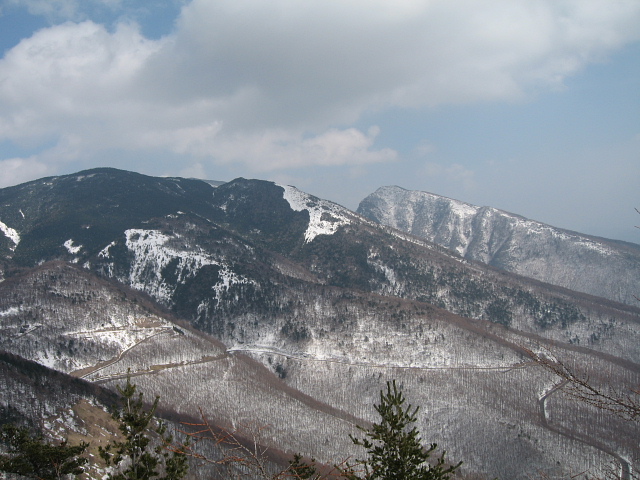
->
[
  {"left": 171, "top": 408, "right": 346, "bottom": 480},
  {"left": 526, "top": 349, "right": 640, "bottom": 421},
  {"left": 525, "top": 347, "right": 639, "bottom": 480},
  {"left": 525, "top": 208, "right": 640, "bottom": 480}
]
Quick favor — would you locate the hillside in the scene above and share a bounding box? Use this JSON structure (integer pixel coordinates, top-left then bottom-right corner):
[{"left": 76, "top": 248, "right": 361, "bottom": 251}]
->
[
  {"left": 357, "top": 185, "right": 640, "bottom": 306},
  {"left": 0, "top": 168, "right": 639, "bottom": 479}
]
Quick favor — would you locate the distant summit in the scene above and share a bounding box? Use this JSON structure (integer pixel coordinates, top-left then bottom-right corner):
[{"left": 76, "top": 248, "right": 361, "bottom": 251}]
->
[{"left": 358, "top": 185, "right": 640, "bottom": 306}]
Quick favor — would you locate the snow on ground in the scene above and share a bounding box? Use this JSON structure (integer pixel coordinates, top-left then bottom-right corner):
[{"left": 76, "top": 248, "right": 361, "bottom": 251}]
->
[
  {"left": 123, "top": 229, "right": 214, "bottom": 302},
  {"left": 281, "top": 185, "right": 352, "bottom": 243},
  {"left": 98, "top": 241, "right": 116, "bottom": 258},
  {"left": 376, "top": 187, "right": 616, "bottom": 259},
  {"left": 0, "top": 219, "right": 20, "bottom": 250},
  {"left": 64, "top": 239, "right": 83, "bottom": 254},
  {"left": 212, "top": 265, "right": 249, "bottom": 296},
  {"left": 510, "top": 216, "right": 614, "bottom": 256},
  {"left": 69, "top": 325, "right": 170, "bottom": 356},
  {"left": 448, "top": 198, "right": 480, "bottom": 219},
  {"left": 0, "top": 306, "right": 20, "bottom": 317},
  {"left": 100, "top": 229, "right": 255, "bottom": 305},
  {"left": 75, "top": 174, "right": 96, "bottom": 181}
]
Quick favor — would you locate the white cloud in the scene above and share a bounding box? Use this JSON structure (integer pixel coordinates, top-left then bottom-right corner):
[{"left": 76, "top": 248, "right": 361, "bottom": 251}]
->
[
  {"left": 0, "top": 0, "right": 639, "bottom": 176},
  {"left": 208, "top": 127, "right": 397, "bottom": 171},
  {"left": 412, "top": 141, "right": 436, "bottom": 158},
  {"left": 0, "top": 157, "right": 52, "bottom": 187},
  {"left": 164, "top": 0, "right": 640, "bottom": 113},
  {"left": 0, "top": 20, "right": 162, "bottom": 144}
]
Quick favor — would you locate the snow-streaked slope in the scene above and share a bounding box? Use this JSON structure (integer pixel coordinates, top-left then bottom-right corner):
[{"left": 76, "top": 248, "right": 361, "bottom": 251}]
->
[
  {"left": 0, "top": 261, "right": 228, "bottom": 379},
  {"left": 0, "top": 218, "right": 20, "bottom": 250},
  {"left": 98, "top": 226, "right": 255, "bottom": 305},
  {"left": 0, "top": 262, "right": 181, "bottom": 373},
  {"left": 1, "top": 169, "right": 640, "bottom": 479},
  {"left": 358, "top": 186, "right": 640, "bottom": 306},
  {"left": 281, "top": 185, "right": 353, "bottom": 243}
]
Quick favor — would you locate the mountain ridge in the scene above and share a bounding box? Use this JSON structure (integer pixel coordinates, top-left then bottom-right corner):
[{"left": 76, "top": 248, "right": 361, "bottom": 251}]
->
[
  {"left": 357, "top": 185, "right": 640, "bottom": 306},
  {"left": 1, "top": 168, "right": 639, "bottom": 479}
]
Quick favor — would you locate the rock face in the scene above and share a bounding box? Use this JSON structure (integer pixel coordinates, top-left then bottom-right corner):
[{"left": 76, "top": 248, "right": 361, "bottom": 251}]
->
[
  {"left": 358, "top": 185, "right": 640, "bottom": 306},
  {"left": 1, "top": 169, "right": 639, "bottom": 480}
]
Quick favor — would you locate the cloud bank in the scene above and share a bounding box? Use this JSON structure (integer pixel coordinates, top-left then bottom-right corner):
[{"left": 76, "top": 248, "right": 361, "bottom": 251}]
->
[{"left": 0, "top": 0, "right": 639, "bottom": 185}]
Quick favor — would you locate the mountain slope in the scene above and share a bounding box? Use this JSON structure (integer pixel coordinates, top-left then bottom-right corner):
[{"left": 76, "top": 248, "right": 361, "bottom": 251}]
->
[
  {"left": 1, "top": 169, "right": 639, "bottom": 479},
  {"left": 357, "top": 185, "right": 640, "bottom": 306},
  {"left": 3, "top": 262, "right": 638, "bottom": 480},
  {"left": 2, "top": 169, "right": 639, "bottom": 365},
  {"left": 0, "top": 167, "right": 218, "bottom": 270}
]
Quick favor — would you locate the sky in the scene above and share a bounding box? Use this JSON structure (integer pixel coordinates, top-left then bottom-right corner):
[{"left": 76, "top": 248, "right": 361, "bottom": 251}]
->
[{"left": 0, "top": 0, "right": 638, "bottom": 243}]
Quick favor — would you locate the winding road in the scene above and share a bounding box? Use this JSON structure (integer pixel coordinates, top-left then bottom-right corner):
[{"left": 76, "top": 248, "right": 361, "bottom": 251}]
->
[{"left": 72, "top": 332, "right": 633, "bottom": 478}]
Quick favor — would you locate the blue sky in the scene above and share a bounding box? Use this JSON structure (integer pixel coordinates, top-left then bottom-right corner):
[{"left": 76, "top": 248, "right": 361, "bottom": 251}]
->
[{"left": 0, "top": 0, "right": 638, "bottom": 243}]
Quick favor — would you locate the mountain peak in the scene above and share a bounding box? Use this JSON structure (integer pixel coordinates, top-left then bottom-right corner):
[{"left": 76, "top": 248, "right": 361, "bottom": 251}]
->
[{"left": 358, "top": 186, "right": 640, "bottom": 305}]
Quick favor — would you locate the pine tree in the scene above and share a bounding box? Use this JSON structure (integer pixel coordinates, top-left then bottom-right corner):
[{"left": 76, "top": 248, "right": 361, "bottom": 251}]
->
[
  {"left": 99, "top": 375, "right": 189, "bottom": 480},
  {"left": 343, "top": 380, "right": 460, "bottom": 480},
  {"left": 287, "top": 453, "right": 320, "bottom": 479},
  {"left": 0, "top": 424, "right": 88, "bottom": 480}
]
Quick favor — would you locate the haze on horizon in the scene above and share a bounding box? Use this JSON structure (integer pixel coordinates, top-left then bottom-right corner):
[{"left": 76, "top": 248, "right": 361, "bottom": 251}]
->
[{"left": 0, "top": 0, "right": 638, "bottom": 243}]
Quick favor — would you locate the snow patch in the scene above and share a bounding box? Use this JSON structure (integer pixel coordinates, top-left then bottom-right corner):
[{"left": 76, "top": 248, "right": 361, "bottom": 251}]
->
[
  {"left": 117, "top": 229, "right": 254, "bottom": 304},
  {"left": 64, "top": 239, "right": 82, "bottom": 254},
  {"left": 69, "top": 325, "right": 169, "bottom": 356},
  {"left": 449, "top": 199, "right": 479, "bottom": 219},
  {"left": 0, "top": 219, "right": 20, "bottom": 250},
  {"left": 212, "top": 265, "right": 249, "bottom": 297},
  {"left": 98, "top": 241, "right": 116, "bottom": 259},
  {"left": 35, "top": 351, "right": 57, "bottom": 369},
  {"left": 0, "top": 306, "right": 20, "bottom": 317},
  {"left": 281, "top": 185, "right": 352, "bottom": 243},
  {"left": 75, "top": 174, "right": 95, "bottom": 181}
]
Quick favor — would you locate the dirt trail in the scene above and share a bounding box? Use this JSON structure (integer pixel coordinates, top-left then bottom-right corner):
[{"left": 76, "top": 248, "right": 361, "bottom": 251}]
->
[
  {"left": 74, "top": 335, "right": 633, "bottom": 477},
  {"left": 70, "top": 327, "right": 176, "bottom": 379},
  {"left": 539, "top": 380, "right": 630, "bottom": 479}
]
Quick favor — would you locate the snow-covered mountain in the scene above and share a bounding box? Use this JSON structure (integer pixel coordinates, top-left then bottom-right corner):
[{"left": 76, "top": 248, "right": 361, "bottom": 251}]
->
[
  {"left": 0, "top": 169, "right": 639, "bottom": 479},
  {"left": 358, "top": 186, "right": 640, "bottom": 306}
]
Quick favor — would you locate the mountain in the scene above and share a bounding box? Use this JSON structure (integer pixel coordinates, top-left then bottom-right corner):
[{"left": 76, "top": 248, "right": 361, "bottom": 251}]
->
[
  {"left": 357, "top": 185, "right": 640, "bottom": 306},
  {"left": 1, "top": 168, "right": 639, "bottom": 479},
  {"left": 0, "top": 350, "right": 124, "bottom": 479}
]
